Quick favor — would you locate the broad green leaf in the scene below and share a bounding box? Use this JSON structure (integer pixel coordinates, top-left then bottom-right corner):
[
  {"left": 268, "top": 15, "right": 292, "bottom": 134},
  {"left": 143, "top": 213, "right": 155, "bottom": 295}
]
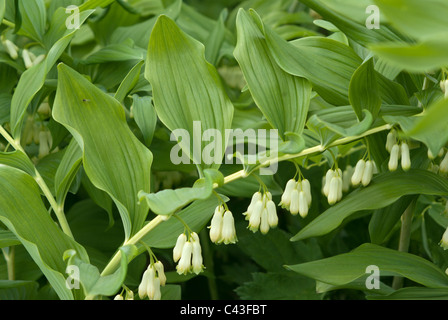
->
[
  {"left": 0, "top": 280, "right": 39, "bottom": 300},
  {"left": 64, "top": 245, "right": 137, "bottom": 298},
  {"left": 234, "top": 9, "right": 312, "bottom": 140},
  {"left": 264, "top": 28, "right": 362, "bottom": 105},
  {"left": 138, "top": 169, "right": 223, "bottom": 216},
  {"left": 384, "top": 98, "right": 448, "bottom": 156},
  {"left": 145, "top": 15, "right": 234, "bottom": 171},
  {"left": 161, "top": 284, "right": 181, "bottom": 300},
  {"left": 0, "top": 93, "right": 11, "bottom": 124},
  {"left": 132, "top": 95, "right": 157, "bottom": 147},
  {"left": 0, "top": 165, "right": 89, "bottom": 300},
  {"left": 307, "top": 108, "right": 373, "bottom": 147},
  {"left": 369, "top": 195, "right": 416, "bottom": 245},
  {"left": 53, "top": 64, "right": 153, "bottom": 240},
  {"left": 299, "top": 0, "right": 401, "bottom": 46},
  {"left": 10, "top": 9, "right": 94, "bottom": 139},
  {"left": 369, "top": 287, "right": 448, "bottom": 300},
  {"left": 54, "top": 139, "right": 83, "bottom": 206},
  {"left": 140, "top": 196, "right": 222, "bottom": 249},
  {"left": 236, "top": 272, "right": 321, "bottom": 300},
  {"left": 17, "top": 0, "right": 46, "bottom": 43},
  {"left": 83, "top": 41, "right": 145, "bottom": 65},
  {"left": 114, "top": 60, "right": 144, "bottom": 104},
  {"left": 204, "top": 9, "right": 228, "bottom": 65},
  {"left": 373, "top": 0, "right": 448, "bottom": 41},
  {"left": 349, "top": 58, "right": 381, "bottom": 120},
  {"left": 371, "top": 40, "right": 448, "bottom": 73},
  {"left": 292, "top": 170, "right": 448, "bottom": 241},
  {"left": 286, "top": 243, "right": 448, "bottom": 289},
  {"left": 0, "top": 150, "right": 35, "bottom": 176},
  {"left": 0, "top": 230, "right": 20, "bottom": 248},
  {"left": 79, "top": 0, "right": 115, "bottom": 11},
  {"left": 110, "top": 0, "right": 182, "bottom": 48}
]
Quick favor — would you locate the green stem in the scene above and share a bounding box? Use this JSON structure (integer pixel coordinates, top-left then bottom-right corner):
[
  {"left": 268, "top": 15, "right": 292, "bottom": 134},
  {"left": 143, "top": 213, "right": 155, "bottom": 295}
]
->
[
  {"left": 99, "top": 124, "right": 393, "bottom": 287},
  {"left": 392, "top": 200, "right": 416, "bottom": 290},
  {"left": 3, "top": 247, "right": 15, "bottom": 281},
  {"left": 0, "top": 125, "right": 74, "bottom": 239},
  {"left": 1, "top": 19, "right": 15, "bottom": 28},
  {"left": 100, "top": 215, "right": 165, "bottom": 277},
  {"left": 200, "top": 229, "right": 219, "bottom": 300}
]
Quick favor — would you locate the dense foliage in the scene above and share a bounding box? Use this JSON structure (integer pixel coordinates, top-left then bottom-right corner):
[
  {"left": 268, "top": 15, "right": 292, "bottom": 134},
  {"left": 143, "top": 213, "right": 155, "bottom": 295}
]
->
[{"left": 1, "top": 0, "right": 448, "bottom": 300}]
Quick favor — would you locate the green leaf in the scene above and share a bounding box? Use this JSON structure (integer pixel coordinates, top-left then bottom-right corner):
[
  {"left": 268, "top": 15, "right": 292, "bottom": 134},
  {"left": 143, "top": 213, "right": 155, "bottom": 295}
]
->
[
  {"left": 373, "top": 0, "right": 448, "bottom": 41},
  {"left": 0, "top": 0, "right": 5, "bottom": 23},
  {"left": 204, "top": 9, "right": 227, "bottom": 65},
  {"left": 0, "top": 165, "right": 89, "bottom": 300},
  {"left": 138, "top": 169, "right": 223, "bottom": 216},
  {"left": 236, "top": 272, "right": 321, "bottom": 300},
  {"left": 114, "top": 60, "right": 144, "bottom": 103},
  {"left": 64, "top": 245, "right": 137, "bottom": 298},
  {"left": 17, "top": 0, "right": 46, "bottom": 43},
  {"left": 371, "top": 40, "right": 448, "bottom": 73},
  {"left": 292, "top": 170, "right": 448, "bottom": 241},
  {"left": 0, "top": 280, "right": 39, "bottom": 300},
  {"left": 53, "top": 64, "right": 153, "bottom": 240},
  {"left": 369, "top": 195, "right": 416, "bottom": 244},
  {"left": 140, "top": 196, "right": 222, "bottom": 249},
  {"left": 349, "top": 58, "right": 381, "bottom": 120},
  {"left": 10, "top": 9, "right": 94, "bottom": 139},
  {"left": 286, "top": 243, "right": 448, "bottom": 289},
  {"left": 145, "top": 15, "right": 234, "bottom": 170},
  {"left": 234, "top": 9, "right": 312, "bottom": 139},
  {"left": 384, "top": 98, "right": 448, "bottom": 156},
  {"left": 299, "top": 0, "right": 401, "bottom": 46},
  {"left": 54, "top": 139, "right": 83, "bottom": 206},
  {"left": 264, "top": 28, "right": 362, "bottom": 105},
  {"left": 0, "top": 230, "right": 20, "bottom": 248},
  {"left": 0, "top": 150, "right": 35, "bottom": 176},
  {"left": 132, "top": 95, "right": 157, "bottom": 147},
  {"left": 369, "top": 287, "right": 448, "bottom": 300}
]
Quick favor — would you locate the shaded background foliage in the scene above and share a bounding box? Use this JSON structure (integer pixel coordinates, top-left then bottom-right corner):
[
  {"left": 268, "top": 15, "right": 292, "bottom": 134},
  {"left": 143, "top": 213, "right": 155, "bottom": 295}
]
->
[{"left": 0, "top": 0, "right": 448, "bottom": 300}]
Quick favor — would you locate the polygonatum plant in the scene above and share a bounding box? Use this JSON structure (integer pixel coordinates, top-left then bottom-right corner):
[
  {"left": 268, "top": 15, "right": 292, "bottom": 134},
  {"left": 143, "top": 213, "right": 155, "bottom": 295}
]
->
[{"left": 0, "top": 0, "right": 448, "bottom": 301}]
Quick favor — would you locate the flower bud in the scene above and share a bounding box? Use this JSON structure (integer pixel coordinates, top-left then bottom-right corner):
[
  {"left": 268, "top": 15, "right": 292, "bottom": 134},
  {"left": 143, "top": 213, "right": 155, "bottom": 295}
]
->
[
  {"left": 351, "top": 160, "right": 366, "bottom": 186},
  {"left": 248, "top": 200, "right": 263, "bottom": 232},
  {"left": 114, "top": 294, "right": 124, "bottom": 300},
  {"left": 138, "top": 269, "right": 150, "bottom": 299},
  {"left": 388, "top": 144, "right": 400, "bottom": 171},
  {"left": 191, "top": 233, "right": 204, "bottom": 275},
  {"left": 221, "top": 210, "right": 237, "bottom": 244},
  {"left": 3, "top": 39, "right": 19, "bottom": 60},
  {"left": 22, "top": 49, "right": 33, "bottom": 69},
  {"left": 146, "top": 266, "right": 156, "bottom": 299},
  {"left": 266, "top": 200, "right": 278, "bottom": 228},
  {"left": 301, "top": 179, "right": 312, "bottom": 206},
  {"left": 173, "top": 233, "right": 187, "bottom": 263},
  {"left": 279, "top": 179, "right": 296, "bottom": 208},
  {"left": 154, "top": 261, "right": 166, "bottom": 286},
  {"left": 327, "top": 177, "right": 340, "bottom": 205},
  {"left": 289, "top": 188, "right": 300, "bottom": 215},
  {"left": 259, "top": 208, "right": 270, "bottom": 235},
  {"left": 440, "top": 227, "right": 448, "bottom": 250},
  {"left": 361, "top": 161, "right": 374, "bottom": 186},
  {"left": 209, "top": 206, "right": 223, "bottom": 243},
  {"left": 386, "top": 131, "right": 396, "bottom": 153},
  {"left": 323, "top": 169, "right": 335, "bottom": 197},
  {"left": 176, "top": 241, "right": 192, "bottom": 275},
  {"left": 401, "top": 143, "right": 411, "bottom": 171},
  {"left": 298, "top": 191, "right": 309, "bottom": 218},
  {"left": 245, "top": 191, "right": 262, "bottom": 220},
  {"left": 440, "top": 152, "right": 448, "bottom": 174}
]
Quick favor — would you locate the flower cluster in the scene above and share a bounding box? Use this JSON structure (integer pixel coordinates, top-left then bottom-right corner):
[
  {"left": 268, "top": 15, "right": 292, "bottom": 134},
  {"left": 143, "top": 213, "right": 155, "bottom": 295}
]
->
[
  {"left": 280, "top": 179, "right": 312, "bottom": 218},
  {"left": 173, "top": 232, "right": 204, "bottom": 275},
  {"left": 351, "top": 159, "right": 375, "bottom": 187},
  {"left": 245, "top": 191, "right": 278, "bottom": 234},
  {"left": 138, "top": 261, "right": 166, "bottom": 300},
  {"left": 322, "top": 169, "right": 343, "bottom": 205},
  {"left": 209, "top": 205, "right": 237, "bottom": 244},
  {"left": 386, "top": 131, "right": 411, "bottom": 172}
]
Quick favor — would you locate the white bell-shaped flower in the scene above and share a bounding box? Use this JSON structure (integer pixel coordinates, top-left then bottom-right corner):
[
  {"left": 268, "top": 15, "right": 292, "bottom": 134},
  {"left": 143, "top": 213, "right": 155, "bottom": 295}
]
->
[
  {"left": 401, "top": 143, "right": 411, "bottom": 171},
  {"left": 221, "top": 210, "right": 237, "bottom": 244},
  {"left": 351, "top": 160, "right": 366, "bottom": 186},
  {"left": 173, "top": 233, "right": 187, "bottom": 263},
  {"left": 388, "top": 144, "right": 400, "bottom": 171}
]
